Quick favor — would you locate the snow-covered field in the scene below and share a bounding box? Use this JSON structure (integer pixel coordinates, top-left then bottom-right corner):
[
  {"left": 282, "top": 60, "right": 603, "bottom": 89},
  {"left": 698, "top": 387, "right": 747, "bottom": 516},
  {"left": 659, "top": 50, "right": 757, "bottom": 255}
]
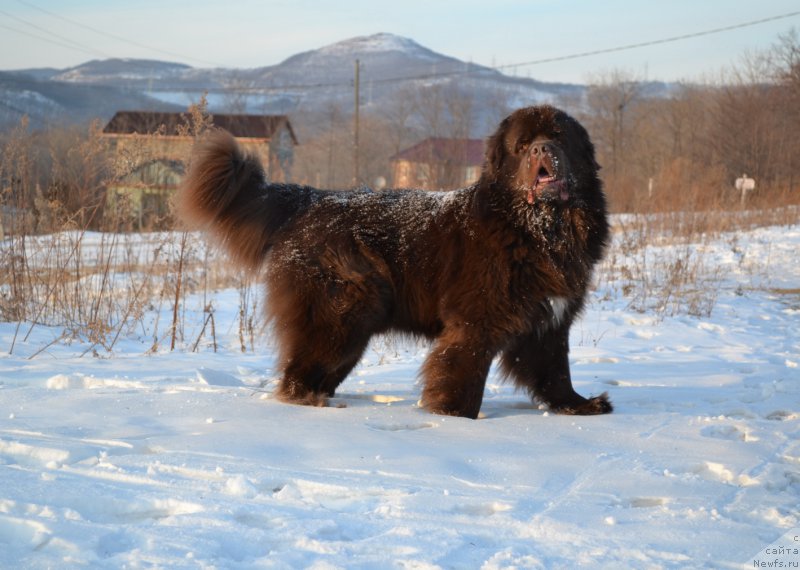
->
[{"left": 1, "top": 222, "right": 798, "bottom": 569}]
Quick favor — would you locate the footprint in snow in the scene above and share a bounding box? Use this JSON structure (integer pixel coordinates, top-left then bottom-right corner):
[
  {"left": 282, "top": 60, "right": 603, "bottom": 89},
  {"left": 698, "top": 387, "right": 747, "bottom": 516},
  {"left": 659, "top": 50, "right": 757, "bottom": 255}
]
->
[
  {"left": 623, "top": 497, "right": 670, "bottom": 508},
  {"left": 766, "top": 410, "right": 798, "bottom": 421},
  {"left": 0, "top": 439, "right": 71, "bottom": 469},
  {"left": 88, "top": 498, "right": 204, "bottom": 524},
  {"left": 689, "top": 461, "right": 747, "bottom": 485},
  {"left": 451, "top": 502, "right": 513, "bottom": 517},
  {"left": 45, "top": 374, "right": 145, "bottom": 391},
  {"left": 194, "top": 368, "right": 243, "bottom": 387},
  {"left": 697, "top": 322, "right": 726, "bottom": 334},
  {"left": 700, "top": 424, "right": 757, "bottom": 442},
  {"left": 366, "top": 421, "right": 439, "bottom": 432},
  {"left": 603, "top": 379, "right": 638, "bottom": 387},
  {"left": 0, "top": 515, "right": 54, "bottom": 553}
]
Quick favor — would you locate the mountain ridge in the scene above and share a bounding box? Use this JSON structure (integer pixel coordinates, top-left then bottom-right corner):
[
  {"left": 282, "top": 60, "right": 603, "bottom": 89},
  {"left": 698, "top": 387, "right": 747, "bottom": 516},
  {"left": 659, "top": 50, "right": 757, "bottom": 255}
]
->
[{"left": 0, "top": 33, "right": 594, "bottom": 131}]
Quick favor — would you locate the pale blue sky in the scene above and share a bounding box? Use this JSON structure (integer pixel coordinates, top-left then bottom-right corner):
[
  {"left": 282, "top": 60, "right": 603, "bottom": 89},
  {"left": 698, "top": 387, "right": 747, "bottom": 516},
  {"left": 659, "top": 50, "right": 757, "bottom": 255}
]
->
[{"left": 1, "top": 0, "right": 798, "bottom": 83}]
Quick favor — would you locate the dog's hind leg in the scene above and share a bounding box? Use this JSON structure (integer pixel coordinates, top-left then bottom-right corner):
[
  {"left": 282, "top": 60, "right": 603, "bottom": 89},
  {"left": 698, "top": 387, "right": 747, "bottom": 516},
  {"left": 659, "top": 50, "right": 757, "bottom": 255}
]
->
[
  {"left": 319, "top": 352, "right": 364, "bottom": 398},
  {"left": 274, "top": 359, "right": 329, "bottom": 406},
  {"left": 267, "top": 242, "right": 392, "bottom": 407},
  {"left": 273, "top": 332, "right": 370, "bottom": 406},
  {"left": 269, "top": 285, "right": 380, "bottom": 406}
]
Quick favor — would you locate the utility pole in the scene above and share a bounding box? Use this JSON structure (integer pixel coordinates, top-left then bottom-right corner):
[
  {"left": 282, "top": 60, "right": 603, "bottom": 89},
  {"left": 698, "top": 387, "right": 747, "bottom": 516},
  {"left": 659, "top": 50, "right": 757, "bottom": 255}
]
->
[{"left": 353, "top": 59, "right": 360, "bottom": 187}]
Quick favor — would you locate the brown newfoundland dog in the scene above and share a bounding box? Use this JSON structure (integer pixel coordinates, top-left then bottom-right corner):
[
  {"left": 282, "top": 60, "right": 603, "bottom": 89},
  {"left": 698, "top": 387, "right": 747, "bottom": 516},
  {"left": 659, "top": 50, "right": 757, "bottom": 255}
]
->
[{"left": 177, "top": 105, "right": 611, "bottom": 419}]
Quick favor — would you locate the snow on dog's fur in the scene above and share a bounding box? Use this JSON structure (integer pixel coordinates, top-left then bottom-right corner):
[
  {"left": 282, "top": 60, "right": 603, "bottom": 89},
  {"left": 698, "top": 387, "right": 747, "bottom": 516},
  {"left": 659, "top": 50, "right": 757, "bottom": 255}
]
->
[{"left": 176, "top": 105, "right": 611, "bottom": 418}]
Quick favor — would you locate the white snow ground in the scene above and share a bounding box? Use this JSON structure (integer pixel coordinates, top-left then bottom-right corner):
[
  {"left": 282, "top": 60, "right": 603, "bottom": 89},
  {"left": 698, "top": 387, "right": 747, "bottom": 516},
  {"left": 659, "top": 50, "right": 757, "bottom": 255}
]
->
[{"left": 1, "top": 223, "right": 798, "bottom": 569}]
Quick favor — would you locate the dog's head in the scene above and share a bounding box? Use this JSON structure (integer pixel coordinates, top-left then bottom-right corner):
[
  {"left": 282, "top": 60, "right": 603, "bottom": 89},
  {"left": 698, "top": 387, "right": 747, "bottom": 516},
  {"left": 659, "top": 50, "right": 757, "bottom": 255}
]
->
[{"left": 482, "top": 105, "right": 601, "bottom": 208}]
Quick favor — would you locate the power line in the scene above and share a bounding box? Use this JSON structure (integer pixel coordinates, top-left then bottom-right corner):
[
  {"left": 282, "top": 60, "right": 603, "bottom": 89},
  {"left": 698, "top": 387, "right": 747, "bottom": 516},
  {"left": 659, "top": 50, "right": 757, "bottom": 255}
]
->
[
  {"left": 12, "top": 0, "right": 228, "bottom": 67},
  {"left": 493, "top": 10, "right": 800, "bottom": 71},
  {"left": 0, "top": 8, "right": 111, "bottom": 59},
  {"left": 0, "top": 23, "right": 94, "bottom": 57},
  {"left": 367, "top": 10, "right": 800, "bottom": 85}
]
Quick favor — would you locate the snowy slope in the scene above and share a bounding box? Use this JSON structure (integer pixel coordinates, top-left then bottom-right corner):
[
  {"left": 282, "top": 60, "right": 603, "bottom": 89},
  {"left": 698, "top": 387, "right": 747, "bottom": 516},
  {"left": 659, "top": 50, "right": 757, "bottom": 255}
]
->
[
  {"left": 3, "top": 33, "right": 585, "bottom": 127},
  {"left": 1, "top": 223, "right": 798, "bottom": 569},
  {"left": 53, "top": 59, "right": 193, "bottom": 84}
]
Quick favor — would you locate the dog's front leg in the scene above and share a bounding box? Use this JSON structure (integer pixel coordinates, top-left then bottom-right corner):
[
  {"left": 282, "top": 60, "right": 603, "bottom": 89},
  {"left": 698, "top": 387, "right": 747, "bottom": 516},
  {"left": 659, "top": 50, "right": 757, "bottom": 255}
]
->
[
  {"left": 501, "top": 325, "right": 612, "bottom": 415},
  {"left": 419, "top": 327, "right": 495, "bottom": 419}
]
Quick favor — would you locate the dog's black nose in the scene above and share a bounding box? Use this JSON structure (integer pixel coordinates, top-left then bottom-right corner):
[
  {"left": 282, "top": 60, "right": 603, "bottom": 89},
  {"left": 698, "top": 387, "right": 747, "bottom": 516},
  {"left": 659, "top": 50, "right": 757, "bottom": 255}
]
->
[{"left": 530, "top": 141, "right": 554, "bottom": 157}]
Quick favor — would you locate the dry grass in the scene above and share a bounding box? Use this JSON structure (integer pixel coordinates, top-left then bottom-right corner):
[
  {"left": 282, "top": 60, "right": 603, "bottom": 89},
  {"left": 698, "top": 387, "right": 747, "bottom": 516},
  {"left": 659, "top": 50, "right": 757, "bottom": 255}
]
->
[
  {"left": 597, "top": 203, "right": 798, "bottom": 320},
  {"left": 0, "top": 224, "right": 259, "bottom": 355},
  {"left": 593, "top": 154, "right": 798, "bottom": 320},
  {"left": 0, "top": 100, "right": 265, "bottom": 356}
]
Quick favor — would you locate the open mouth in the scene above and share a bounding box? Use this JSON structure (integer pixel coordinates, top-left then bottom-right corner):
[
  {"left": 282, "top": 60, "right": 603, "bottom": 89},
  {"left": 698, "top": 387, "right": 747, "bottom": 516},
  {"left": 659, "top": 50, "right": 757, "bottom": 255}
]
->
[
  {"left": 535, "top": 166, "right": 558, "bottom": 188},
  {"left": 528, "top": 166, "right": 569, "bottom": 204}
]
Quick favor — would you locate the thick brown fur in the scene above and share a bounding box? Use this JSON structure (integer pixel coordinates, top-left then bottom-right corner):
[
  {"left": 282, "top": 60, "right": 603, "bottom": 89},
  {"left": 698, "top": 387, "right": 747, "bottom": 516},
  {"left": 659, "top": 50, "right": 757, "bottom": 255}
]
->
[{"left": 176, "top": 105, "right": 612, "bottom": 419}]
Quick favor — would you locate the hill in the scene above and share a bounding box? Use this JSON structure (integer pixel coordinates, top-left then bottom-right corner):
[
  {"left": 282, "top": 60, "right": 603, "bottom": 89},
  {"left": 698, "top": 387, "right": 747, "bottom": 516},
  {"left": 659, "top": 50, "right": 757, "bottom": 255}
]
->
[{"left": 1, "top": 33, "right": 586, "bottom": 132}]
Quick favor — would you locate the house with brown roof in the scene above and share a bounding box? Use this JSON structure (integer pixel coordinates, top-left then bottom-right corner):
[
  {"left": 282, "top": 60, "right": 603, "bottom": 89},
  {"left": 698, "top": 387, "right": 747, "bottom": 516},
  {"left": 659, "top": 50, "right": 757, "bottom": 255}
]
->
[
  {"left": 390, "top": 138, "right": 485, "bottom": 191},
  {"left": 102, "top": 111, "right": 297, "bottom": 228}
]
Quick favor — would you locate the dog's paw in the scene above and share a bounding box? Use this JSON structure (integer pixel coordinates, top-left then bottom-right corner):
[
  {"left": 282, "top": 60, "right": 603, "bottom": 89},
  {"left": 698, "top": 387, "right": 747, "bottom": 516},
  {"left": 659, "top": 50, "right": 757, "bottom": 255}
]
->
[
  {"left": 274, "top": 385, "right": 329, "bottom": 408},
  {"left": 552, "top": 392, "right": 613, "bottom": 415}
]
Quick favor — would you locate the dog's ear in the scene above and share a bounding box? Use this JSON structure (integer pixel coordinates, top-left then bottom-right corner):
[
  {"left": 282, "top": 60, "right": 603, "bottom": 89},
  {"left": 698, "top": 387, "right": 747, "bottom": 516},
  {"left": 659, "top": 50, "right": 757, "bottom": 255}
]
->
[
  {"left": 483, "top": 116, "right": 510, "bottom": 178},
  {"left": 564, "top": 115, "right": 601, "bottom": 174}
]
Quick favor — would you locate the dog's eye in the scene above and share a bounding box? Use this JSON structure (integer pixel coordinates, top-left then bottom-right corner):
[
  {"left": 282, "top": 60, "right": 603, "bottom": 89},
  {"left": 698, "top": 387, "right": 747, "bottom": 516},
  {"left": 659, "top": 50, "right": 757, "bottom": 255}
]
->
[{"left": 515, "top": 141, "right": 529, "bottom": 154}]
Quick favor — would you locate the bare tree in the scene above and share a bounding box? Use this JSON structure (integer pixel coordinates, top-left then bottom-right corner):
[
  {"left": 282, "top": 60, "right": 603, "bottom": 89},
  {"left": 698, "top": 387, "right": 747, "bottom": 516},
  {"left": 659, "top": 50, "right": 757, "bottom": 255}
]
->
[
  {"left": 0, "top": 117, "right": 37, "bottom": 219},
  {"left": 413, "top": 84, "right": 448, "bottom": 139},
  {"left": 46, "top": 121, "right": 111, "bottom": 228},
  {"left": 445, "top": 85, "right": 474, "bottom": 141},
  {"left": 766, "top": 29, "right": 800, "bottom": 192},
  {"left": 292, "top": 102, "right": 355, "bottom": 189},
  {"left": 383, "top": 85, "right": 420, "bottom": 157},
  {"left": 221, "top": 72, "right": 255, "bottom": 114},
  {"left": 711, "top": 52, "right": 783, "bottom": 190},
  {"left": 585, "top": 69, "right": 644, "bottom": 181},
  {"left": 408, "top": 83, "right": 478, "bottom": 189}
]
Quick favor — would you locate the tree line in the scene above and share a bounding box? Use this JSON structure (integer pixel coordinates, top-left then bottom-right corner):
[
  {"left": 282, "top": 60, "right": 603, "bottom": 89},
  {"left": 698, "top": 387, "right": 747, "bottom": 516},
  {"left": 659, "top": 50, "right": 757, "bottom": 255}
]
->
[{"left": 293, "top": 30, "right": 799, "bottom": 213}]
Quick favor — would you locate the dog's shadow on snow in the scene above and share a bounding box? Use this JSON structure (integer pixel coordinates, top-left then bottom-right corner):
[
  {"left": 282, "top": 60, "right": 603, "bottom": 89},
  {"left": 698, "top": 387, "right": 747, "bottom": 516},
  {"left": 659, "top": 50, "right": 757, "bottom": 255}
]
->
[
  {"left": 330, "top": 392, "right": 546, "bottom": 421},
  {"left": 477, "top": 401, "right": 547, "bottom": 420}
]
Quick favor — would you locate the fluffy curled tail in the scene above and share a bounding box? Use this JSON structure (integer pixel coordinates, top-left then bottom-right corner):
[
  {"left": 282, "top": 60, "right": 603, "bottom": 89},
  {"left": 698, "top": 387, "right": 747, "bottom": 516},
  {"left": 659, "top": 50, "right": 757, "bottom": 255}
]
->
[{"left": 175, "top": 129, "right": 273, "bottom": 270}]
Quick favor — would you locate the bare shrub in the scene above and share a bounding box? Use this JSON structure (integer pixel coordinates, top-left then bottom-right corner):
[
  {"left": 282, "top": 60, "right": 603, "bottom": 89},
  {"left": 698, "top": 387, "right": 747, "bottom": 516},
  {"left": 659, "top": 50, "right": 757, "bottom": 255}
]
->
[{"left": 0, "top": 97, "right": 266, "bottom": 356}]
